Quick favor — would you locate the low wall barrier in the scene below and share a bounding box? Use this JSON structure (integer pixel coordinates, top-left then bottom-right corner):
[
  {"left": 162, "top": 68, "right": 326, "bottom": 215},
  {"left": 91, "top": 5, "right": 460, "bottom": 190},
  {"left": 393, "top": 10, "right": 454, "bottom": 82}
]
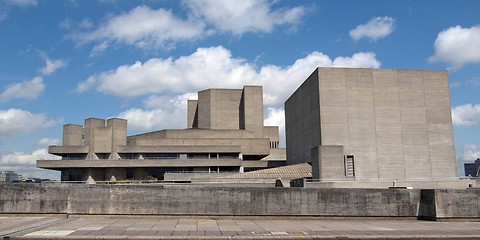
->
[{"left": 0, "top": 183, "right": 478, "bottom": 220}]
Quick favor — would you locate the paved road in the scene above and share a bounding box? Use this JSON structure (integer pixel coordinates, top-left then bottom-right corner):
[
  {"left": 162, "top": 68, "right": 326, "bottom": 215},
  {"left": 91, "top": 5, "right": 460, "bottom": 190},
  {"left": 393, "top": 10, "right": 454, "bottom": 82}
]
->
[{"left": 1, "top": 215, "right": 480, "bottom": 239}]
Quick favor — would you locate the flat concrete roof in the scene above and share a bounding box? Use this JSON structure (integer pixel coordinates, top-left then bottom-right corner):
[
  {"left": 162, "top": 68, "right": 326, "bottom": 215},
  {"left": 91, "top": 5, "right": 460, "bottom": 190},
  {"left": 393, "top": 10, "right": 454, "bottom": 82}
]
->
[{"left": 2, "top": 215, "right": 480, "bottom": 239}]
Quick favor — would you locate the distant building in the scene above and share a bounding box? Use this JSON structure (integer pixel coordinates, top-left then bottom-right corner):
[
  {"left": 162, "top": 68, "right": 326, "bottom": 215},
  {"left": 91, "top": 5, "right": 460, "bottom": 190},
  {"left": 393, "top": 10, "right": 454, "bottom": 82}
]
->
[
  {"left": 285, "top": 67, "right": 457, "bottom": 181},
  {"left": 37, "top": 86, "right": 286, "bottom": 181},
  {"left": 464, "top": 159, "right": 480, "bottom": 177},
  {"left": 0, "top": 171, "right": 21, "bottom": 182}
]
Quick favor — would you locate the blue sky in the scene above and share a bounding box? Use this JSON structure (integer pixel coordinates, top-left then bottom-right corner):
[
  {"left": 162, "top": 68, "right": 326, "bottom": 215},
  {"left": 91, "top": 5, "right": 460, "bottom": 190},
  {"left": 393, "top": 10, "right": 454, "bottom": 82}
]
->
[{"left": 1, "top": 0, "right": 480, "bottom": 180}]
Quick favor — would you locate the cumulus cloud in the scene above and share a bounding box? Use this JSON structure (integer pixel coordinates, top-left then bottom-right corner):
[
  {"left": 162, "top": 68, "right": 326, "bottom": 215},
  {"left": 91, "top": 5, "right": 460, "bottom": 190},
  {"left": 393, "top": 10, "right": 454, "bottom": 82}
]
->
[
  {"left": 116, "top": 93, "right": 197, "bottom": 131},
  {"left": 349, "top": 16, "right": 395, "bottom": 41},
  {"left": 39, "top": 55, "right": 68, "bottom": 75},
  {"left": 37, "top": 138, "right": 60, "bottom": 147},
  {"left": 70, "top": 6, "right": 205, "bottom": 50},
  {"left": 0, "top": 76, "right": 44, "bottom": 102},
  {"left": 0, "top": 148, "right": 60, "bottom": 180},
  {"left": 78, "top": 46, "right": 381, "bottom": 107},
  {"left": 0, "top": 108, "right": 60, "bottom": 137},
  {"left": 68, "top": 2, "right": 306, "bottom": 51},
  {"left": 451, "top": 103, "right": 480, "bottom": 127},
  {"left": 429, "top": 25, "right": 480, "bottom": 70},
  {"left": 184, "top": 0, "right": 305, "bottom": 35}
]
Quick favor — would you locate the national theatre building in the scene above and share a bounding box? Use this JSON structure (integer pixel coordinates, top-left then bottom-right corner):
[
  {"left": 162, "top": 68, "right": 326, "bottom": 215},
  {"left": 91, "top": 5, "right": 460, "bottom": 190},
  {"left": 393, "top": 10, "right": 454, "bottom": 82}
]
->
[
  {"left": 37, "top": 86, "right": 286, "bottom": 181},
  {"left": 38, "top": 67, "right": 460, "bottom": 184}
]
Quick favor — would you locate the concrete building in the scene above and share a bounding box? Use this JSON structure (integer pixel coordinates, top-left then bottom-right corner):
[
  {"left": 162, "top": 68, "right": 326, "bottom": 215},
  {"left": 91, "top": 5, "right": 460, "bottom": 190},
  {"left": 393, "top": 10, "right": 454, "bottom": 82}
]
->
[
  {"left": 0, "top": 171, "right": 21, "bottom": 182},
  {"left": 464, "top": 158, "right": 480, "bottom": 177},
  {"left": 285, "top": 67, "right": 457, "bottom": 181},
  {"left": 37, "top": 86, "right": 286, "bottom": 181}
]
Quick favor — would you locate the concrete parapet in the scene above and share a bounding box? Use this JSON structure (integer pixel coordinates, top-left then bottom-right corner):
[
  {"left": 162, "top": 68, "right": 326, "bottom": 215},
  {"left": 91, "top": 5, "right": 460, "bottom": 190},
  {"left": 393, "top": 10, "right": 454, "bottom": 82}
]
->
[
  {"left": 419, "top": 188, "right": 480, "bottom": 220},
  {"left": 0, "top": 183, "right": 479, "bottom": 220}
]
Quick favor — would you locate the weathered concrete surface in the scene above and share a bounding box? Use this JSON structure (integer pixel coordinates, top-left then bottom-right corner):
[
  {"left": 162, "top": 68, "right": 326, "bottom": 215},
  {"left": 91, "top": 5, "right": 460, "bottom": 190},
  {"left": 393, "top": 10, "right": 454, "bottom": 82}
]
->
[
  {"left": 1, "top": 183, "right": 419, "bottom": 217},
  {"left": 0, "top": 183, "right": 68, "bottom": 214},
  {"left": 419, "top": 188, "right": 480, "bottom": 220},
  {"left": 0, "top": 183, "right": 479, "bottom": 220},
  {"left": 66, "top": 184, "right": 421, "bottom": 216}
]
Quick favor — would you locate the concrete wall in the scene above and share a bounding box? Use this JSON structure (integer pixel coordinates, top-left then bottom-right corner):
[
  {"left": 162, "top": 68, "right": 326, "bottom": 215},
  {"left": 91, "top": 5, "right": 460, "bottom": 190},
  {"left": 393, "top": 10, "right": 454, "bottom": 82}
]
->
[
  {"left": 285, "top": 69, "right": 321, "bottom": 165},
  {"left": 1, "top": 183, "right": 479, "bottom": 220},
  {"left": 0, "top": 183, "right": 418, "bottom": 217},
  {"left": 418, "top": 188, "right": 480, "bottom": 220},
  {"left": 198, "top": 89, "right": 243, "bottom": 130}
]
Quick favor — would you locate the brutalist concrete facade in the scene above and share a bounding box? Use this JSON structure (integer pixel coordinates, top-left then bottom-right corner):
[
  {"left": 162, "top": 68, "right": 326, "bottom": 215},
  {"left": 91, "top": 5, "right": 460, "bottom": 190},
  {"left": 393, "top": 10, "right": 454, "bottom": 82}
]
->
[
  {"left": 38, "top": 86, "right": 286, "bottom": 181},
  {"left": 285, "top": 67, "right": 457, "bottom": 181}
]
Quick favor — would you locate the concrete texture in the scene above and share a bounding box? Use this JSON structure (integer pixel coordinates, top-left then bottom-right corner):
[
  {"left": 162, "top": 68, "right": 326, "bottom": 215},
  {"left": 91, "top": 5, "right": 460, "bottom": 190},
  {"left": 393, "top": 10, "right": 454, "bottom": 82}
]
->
[
  {"left": 3, "top": 216, "right": 480, "bottom": 240},
  {"left": 285, "top": 68, "right": 457, "bottom": 181},
  {"left": 1, "top": 183, "right": 479, "bottom": 220},
  {"left": 419, "top": 188, "right": 480, "bottom": 220}
]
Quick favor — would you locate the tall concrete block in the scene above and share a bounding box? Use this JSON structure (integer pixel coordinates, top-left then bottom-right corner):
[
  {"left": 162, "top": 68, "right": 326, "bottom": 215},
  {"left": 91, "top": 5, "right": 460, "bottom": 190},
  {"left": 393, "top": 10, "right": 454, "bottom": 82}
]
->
[
  {"left": 241, "top": 86, "right": 264, "bottom": 137},
  {"left": 84, "top": 118, "right": 106, "bottom": 160},
  {"left": 197, "top": 89, "right": 243, "bottom": 130},
  {"left": 107, "top": 118, "right": 127, "bottom": 159},
  {"left": 285, "top": 67, "right": 457, "bottom": 181},
  {"left": 63, "top": 124, "right": 83, "bottom": 146}
]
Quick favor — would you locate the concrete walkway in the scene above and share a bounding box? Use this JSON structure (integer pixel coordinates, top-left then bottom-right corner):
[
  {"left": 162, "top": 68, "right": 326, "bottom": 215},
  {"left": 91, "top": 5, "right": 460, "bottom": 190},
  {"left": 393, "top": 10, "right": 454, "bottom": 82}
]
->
[{"left": 1, "top": 215, "right": 480, "bottom": 239}]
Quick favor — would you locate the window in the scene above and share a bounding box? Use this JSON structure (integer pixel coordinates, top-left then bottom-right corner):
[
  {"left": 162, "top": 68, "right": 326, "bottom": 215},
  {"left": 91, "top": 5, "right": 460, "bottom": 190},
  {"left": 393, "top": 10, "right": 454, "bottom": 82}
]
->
[{"left": 344, "top": 155, "right": 355, "bottom": 177}]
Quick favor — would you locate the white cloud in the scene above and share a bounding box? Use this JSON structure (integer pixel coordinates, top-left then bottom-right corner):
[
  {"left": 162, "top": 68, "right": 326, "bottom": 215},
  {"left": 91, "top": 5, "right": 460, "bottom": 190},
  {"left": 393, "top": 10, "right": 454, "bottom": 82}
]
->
[
  {"left": 117, "top": 93, "right": 197, "bottom": 131},
  {"left": 451, "top": 103, "right": 480, "bottom": 127},
  {"left": 349, "top": 16, "right": 395, "bottom": 41},
  {"left": 0, "top": 108, "right": 60, "bottom": 137},
  {"left": 429, "top": 25, "right": 480, "bottom": 70},
  {"left": 71, "top": 6, "right": 205, "bottom": 49},
  {"left": 0, "top": 148, "right": 60, "bottom": 180},
  {"left": 184, "top": 0, "right": 305, "bottom": 35},
  {"left": 264, "top": 107, "right": 285, "bottom": 146},
  {"left": 332, "top": 52, "right": 381, "bottom": 68},
  {"left": 0, "top": 76, "right": 44, "bottom": 102},
  {"left": 39, "top": 55, "right": 68, "bottom": 75},
  {"left": 78, "top": 46, "right": 381, "bottom": 108},
  {"left": 89, "top": 41, "right": 109, "bottom": 57},
  {"left": 37, "top": 138, "right": 60, "bottom": 147},
  {"left": 69, "top": 2, "right": 306, "bottom": 51}
]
